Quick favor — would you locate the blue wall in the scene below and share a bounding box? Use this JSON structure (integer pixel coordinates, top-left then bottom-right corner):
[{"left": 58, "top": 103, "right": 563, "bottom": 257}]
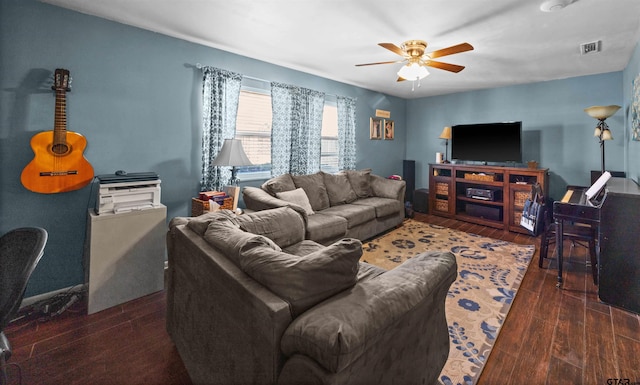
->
[
  {"left": 406, "top": 73, "right": 624, "bottom": 200},
  {"left": 1, "top": 0, "right": 636, "bottom": 297},
  {"left": 0, "top": 0, "right": 406, "bottom": 296},
  {"left": 623, "top": 41, "right": 640, "bottom": 183}
]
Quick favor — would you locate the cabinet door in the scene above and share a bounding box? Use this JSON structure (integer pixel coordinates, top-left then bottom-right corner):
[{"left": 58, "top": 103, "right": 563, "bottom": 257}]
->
[
  {"left": 509, "top": 185, "right": 531, "bottom": 229},
  {"left": 429, "top": 165, "right": 453, "bottom": 216}
]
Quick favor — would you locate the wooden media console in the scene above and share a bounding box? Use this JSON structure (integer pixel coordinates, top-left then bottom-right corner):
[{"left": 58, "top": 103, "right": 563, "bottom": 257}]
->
[{"left": 429, "top": 163, "right": 549, "bottom": 233}]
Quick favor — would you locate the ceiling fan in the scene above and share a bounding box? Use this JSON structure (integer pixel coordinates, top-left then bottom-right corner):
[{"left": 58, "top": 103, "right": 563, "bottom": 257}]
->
[{"left": 356, "top": 40, "right": 474, "bottom": 84}]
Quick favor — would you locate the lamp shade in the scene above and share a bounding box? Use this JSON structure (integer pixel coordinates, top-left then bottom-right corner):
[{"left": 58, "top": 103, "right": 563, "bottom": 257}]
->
[
  {"left": 601, "top": 129, "right": 613, "bottom": 141},
  {"left": 397, "top": 62, "right": 429, "bottom": 81},
  {"left": 439, "top": 126, "right": 452, "bottom": 140},
  {"left": 584, "top": 105, "right": 621, "bottom": 120},
  {"left": 211, "top": 139, "right": 252, "bottom": 167}
]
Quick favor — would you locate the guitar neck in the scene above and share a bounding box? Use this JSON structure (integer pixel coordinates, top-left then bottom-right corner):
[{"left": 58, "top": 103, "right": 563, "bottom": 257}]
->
[{"left": 54, "top": 89, "right": 67, "bottom": 143}]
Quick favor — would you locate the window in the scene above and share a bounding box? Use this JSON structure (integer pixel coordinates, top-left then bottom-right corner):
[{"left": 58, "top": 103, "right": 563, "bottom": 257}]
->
[
  {"left": 235, "top": 88, "right": 339, "bottom": 180},
  {"left": 320, "top": 103, "right": 339, "bottom": 174},
  {"left": 235, "top": 89, "right": 272, "bottom": 180}
]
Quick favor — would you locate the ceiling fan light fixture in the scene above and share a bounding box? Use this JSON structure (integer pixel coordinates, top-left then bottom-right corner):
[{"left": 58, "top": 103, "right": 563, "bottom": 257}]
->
[
  {"left": 540, "top": 0, "right": 573, "bottom": 12},
  {"left": 397, "top": 62, "right": 429, "bottom": 81}
]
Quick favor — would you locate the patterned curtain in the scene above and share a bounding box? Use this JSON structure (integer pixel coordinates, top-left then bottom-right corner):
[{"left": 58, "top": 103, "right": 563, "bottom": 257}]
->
[
  {"left": 271, "top": 82, "right": 325, "bottom": 176},
  {"left": 336, "top": 95, "right": 357, "bottom": 170},
  {"left": 201, "top": 66, "right": 243, "bottom": 191}
]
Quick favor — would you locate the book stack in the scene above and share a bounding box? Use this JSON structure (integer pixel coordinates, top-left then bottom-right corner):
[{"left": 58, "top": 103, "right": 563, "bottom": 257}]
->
[{"left": 199, "top": 190, "right": 229, "bottom": 205}]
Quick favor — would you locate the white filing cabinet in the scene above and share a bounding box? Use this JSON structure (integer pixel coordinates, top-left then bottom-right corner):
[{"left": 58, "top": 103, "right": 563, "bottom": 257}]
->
[{"left": 85, "top": 205, "right": 166, "bottom": 314}]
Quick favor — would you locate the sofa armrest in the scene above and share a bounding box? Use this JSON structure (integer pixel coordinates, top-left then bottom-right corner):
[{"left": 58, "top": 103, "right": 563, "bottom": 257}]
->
[
  {"left": 370, "top": 175, "right": 406, "bottom": 202},
  {"left": 166, "top": 224, "right": 292, "bottom": 384},
  {"left": 280, "top": 251, "right": 457, "bottom": 374},
  {"left": 243, "top": 186, "right": 309, "bottom": 222}
]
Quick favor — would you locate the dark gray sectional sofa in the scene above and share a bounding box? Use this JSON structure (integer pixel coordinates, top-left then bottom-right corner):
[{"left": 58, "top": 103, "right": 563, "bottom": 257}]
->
[
  {"left": 242, "top": 169, "right": 406, "bottom": 244},
  {"left": 166, "top": 207, "right": 457, "bottom": 385}
]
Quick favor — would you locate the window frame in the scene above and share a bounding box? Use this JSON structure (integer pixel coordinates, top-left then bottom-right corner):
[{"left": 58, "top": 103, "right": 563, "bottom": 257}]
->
[{"left": 234, "top": 85, "right": 340, "bottom": 181}]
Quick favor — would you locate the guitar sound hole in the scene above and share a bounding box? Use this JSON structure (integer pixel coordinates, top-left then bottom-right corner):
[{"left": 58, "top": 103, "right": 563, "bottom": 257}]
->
[{"left": 52, "top": 143, "right": 69, "bottom": 155}]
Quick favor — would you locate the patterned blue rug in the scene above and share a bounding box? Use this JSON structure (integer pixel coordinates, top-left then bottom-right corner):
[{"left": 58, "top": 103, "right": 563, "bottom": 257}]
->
[{"left": 361, "top": 220, "right": 534, "bottom": 385}]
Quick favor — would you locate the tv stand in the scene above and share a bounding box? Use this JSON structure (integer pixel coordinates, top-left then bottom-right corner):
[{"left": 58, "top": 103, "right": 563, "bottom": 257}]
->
[{"left": 429, "top": 164, "right": 548, "bottom": 233}]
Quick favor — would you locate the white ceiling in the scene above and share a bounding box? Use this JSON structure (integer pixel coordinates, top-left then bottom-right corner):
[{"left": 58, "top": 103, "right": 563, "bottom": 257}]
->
[{"left": 42, "top": 0, "right": 640, "bottom": 99}]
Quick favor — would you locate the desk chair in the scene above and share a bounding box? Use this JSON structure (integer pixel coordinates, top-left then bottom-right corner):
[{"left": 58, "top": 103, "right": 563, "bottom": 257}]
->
[
  {"left": 0, "top": 227, "right": 48, "bottom": 385},
  {"left": 539, "top": 205, "right": 598, "bottom": 285}
]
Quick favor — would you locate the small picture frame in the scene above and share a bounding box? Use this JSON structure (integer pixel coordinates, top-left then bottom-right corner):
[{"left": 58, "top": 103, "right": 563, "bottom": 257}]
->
[
  {"left": 370, "top": 117, "right": 382, "bottom": 139},
  {"left": 383, "top": 119, "right": 394, "bottom": 140}
]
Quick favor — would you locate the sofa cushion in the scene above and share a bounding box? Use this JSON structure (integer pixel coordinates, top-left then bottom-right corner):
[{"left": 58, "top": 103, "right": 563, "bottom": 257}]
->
[
  {"left": 291, "top": 172, "right": 330, "bottom": 212},
  {"left": 238, "top": 238, "right": 362, "bottom": 317},
  {"left": 235, "top": 207, "right": 305, "bottom": 248},
  {"left": 357, "top": 262, "right": 386, "bottom": 282},
  {"left": 276, "top": 188, "right": 314, "bottom": 216},
  {"left": 282, "top": 239, "right": 325, "bottom": 257},
  {"left": 203, "top": 218, "right": 281, "bottom": 268},
  {"left": 370, "top": 174, "right": 405, "bottom": 200},
  {"left": 280, "top": 251, "right": 456, "bottom": 373},
  {"left": 322, "top": 172, "right": 358, "bottom": 206},
  {"left": 186, "top": 209, "right": 239, "bottom": 236},
  {"left": 305, "top": 213, "right": 348, "bottom": 243},
  {"left": 261, "top": 173, "right": 296, "bottom": 196},
  {"left": 353, "top": 197, "right": 403, "bottom": 218},
  {"left": 344, "top": 169, "right": 372, "bottom": 198},
  {"left": 319, "top": 204, "right": 376, "bottom": 229}
]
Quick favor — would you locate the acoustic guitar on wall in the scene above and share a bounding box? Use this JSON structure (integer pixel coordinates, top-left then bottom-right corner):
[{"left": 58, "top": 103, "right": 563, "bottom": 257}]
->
[{"left": 21, "top": 68, "right": 94, "bottom": 194}]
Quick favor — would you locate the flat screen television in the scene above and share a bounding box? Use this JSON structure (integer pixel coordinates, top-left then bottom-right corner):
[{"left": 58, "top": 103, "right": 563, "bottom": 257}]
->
[{"left": 451, "top": 121, "right": 523, "bottom": 164}]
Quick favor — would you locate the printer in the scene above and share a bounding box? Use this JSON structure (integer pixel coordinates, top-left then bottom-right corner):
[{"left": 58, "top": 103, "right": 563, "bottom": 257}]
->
[{"left": 96, "top": 172, "right": 161, "bottom": 214}]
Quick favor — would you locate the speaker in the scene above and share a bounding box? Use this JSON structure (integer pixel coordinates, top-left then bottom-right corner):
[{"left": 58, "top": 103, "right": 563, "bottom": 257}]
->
[{"left": 403, "top": 160, "right": 415, "bottom": 203}]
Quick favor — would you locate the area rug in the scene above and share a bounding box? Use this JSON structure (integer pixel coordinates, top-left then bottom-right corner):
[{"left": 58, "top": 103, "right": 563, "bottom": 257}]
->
[{"left": 360, "top": 219, "right": 535, "bottom": 385}]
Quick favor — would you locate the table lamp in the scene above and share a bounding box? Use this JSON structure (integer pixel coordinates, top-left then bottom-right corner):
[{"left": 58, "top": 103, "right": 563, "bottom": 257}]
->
[
  {"left": 211, "top": 138, "right": 252, "bottom": 185},
  {"left": 439, "top": 126, "right": 452, "bottom": 163}
]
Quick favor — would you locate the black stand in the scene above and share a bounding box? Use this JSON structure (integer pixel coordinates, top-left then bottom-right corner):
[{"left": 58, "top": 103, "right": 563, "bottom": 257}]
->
[{"left": 442, "top": 139, "right": 450, "bottom": 163}]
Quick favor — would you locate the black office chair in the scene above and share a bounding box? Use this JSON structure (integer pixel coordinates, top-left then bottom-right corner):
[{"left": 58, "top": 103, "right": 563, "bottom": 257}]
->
[
  {"left": 0, "top": 227, "right": 48, "bottom": 385},
  {"left": 538, "top": 204, "right": 598, "bottom": 285}
]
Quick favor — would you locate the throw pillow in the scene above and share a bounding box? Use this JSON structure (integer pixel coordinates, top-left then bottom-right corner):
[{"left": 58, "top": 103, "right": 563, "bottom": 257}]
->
[
  {"left": 235, "top": 207, "right": 306, "bottom": 248},
  {"left": 203, "top": 218, "right": 281, "bottom": 267},
  {"left": 291, "top": 172, "right": 331, "bottom": 211},
  {"left": 238, "top": 238, "right": 362, "bottom": 317},
  {"left": 322, "top": 172, "right": 358, "bottom": 206},
  {"left": 186, "top": 209, "right": 239, "bottom": 236},
  {"left": 344, "top": 169, "right": 372, "bottom": 198},
  {"left": 276, "top": 188, "right": 314, "bottom": 215},
  {"left": 261, "top": 173, "right": 296, "bottom": 196},
  {"left": 370, "top": 174, "right": 405, "bottom": 199}
]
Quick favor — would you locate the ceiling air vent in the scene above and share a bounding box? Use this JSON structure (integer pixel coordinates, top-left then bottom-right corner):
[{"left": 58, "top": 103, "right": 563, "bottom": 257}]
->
[{"left": 580, "top": 40, "right": 601, "bottom": 55}]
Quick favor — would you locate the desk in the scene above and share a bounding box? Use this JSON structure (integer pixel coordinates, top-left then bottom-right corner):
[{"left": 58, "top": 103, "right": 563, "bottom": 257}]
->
[{"left": 553, "top": 188, "right": 602, "bottom": 287}]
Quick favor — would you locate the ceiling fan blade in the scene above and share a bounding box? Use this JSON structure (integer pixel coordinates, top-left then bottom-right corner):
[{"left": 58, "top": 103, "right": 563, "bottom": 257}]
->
[
  {"left": 427, "top": 42, "right": 474, "bottom": 59},
  {"left": 397, "top": 76, "right": 406, "bottom": 82},
  {"left": 379, "top": 42, "right": 407, "bottom": 57},
  {"left": 355, "top": 60, "right": 404, "bottom": 67},
  {"left": 424, "top": 60, "right": 466, "bottom": 73}
]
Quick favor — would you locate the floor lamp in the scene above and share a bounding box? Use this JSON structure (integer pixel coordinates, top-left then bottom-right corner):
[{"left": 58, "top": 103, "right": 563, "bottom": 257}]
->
[
  {"left": 584, "top": 105, "right": 620, "bottom": 175},
  {"left": 211, "top": 138, "right": 252, "bottom": 186},
  {"left": 439, "top": 126, "right": 452, "bottom": 163}
]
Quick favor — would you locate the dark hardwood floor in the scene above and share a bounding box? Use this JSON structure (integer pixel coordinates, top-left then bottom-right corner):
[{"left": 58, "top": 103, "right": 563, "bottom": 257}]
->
[{"left": 5, "top": 213, "right": 639, "bottom": 385}]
